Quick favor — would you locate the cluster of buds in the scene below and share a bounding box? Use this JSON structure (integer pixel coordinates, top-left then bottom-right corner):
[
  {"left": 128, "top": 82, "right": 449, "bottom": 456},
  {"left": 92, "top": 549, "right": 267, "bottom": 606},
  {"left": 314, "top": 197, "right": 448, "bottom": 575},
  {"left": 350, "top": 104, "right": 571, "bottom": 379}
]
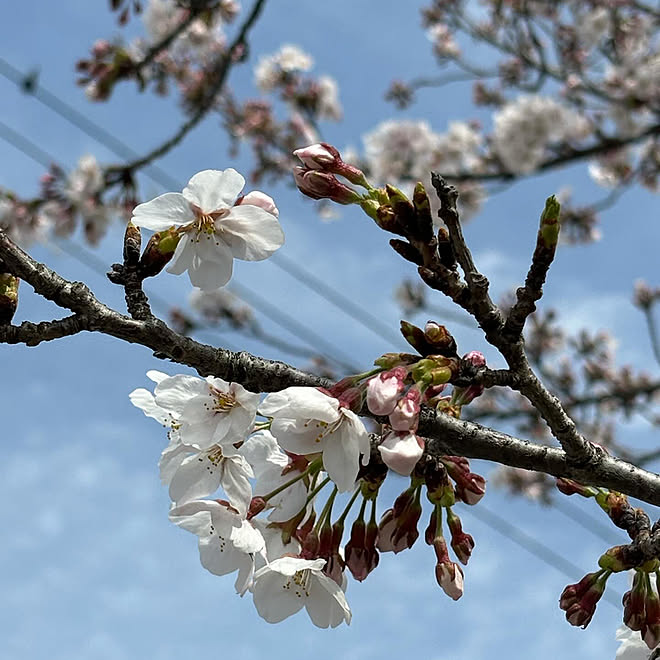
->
[
  {"left": 292, "top": 143, "right": 443, "bottom": 250},
  {"left": 76, "top": 40, "right": 137, "bottom": 102},
  {"left": 560, "top": 569, "right": 611, "bottom": 628},
  {"left": 622, "top": 568, "right": 660, "bottom": 649}
]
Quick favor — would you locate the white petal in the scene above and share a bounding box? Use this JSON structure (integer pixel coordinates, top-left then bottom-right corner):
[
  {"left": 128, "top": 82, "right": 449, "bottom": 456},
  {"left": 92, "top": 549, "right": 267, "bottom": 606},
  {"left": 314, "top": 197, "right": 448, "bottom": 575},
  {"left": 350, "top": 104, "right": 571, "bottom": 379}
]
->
[
  {"left": 259, "top": 387, "right": 339, "bottom": 422},
  {"left": 166, "top": 233, "right": 194, "bottom": 275},
  {"left": 241, "top": 430, "right": 287, "bottom": 470},
  {"left": 169, "top": 507, "right": 212, "bottom": 536},
  {"left": 258, "top": 556, "right": 325, "bottom": 577},
  {"left": 270, "top": 418, "right": 328, "bottom": 455},
  {"left": 342, "top": 409, "right": 371, "bottom": 466},
  {"left": 131, "top": 192, "right": 194, "bottom": 231},
  {"left": 188, "top": 245, "right": 234, "bottom": 290},
  {"left": 322, "top": 429, "right": 359, "bottom": 493},
  {"left": 220, "top": 205, "right": 285, "bottom": 261},
  {"left": 129, "top": 388, "right": 172, "bottom": 425},
  {"left": 159, "top": 440, "right": 192, "bottom": 485},
  {"left": 147, "top": 370, "right": 170, "bottom": 384},
  {"left": 307, "top": 572, "right": 352, "bottom": 628},
  {"left": 154, "top": 375, "right": 207, "bottom": 415},
  {"left": 168, "top": 452, "right": 223, "bottom": 504},
  {"left": 230, "top": 519, "right": 265, "bottom": 555},
  {"left": 183, "top": 169, "right": 245, "bottom": 211},
  {"left": 198, "top": 535, "right": 246, "bottom": 576},
  {"left": 221, "top": 456, "right": 254, "bottom": 516},
  {"left": 252, "top": 570, "right": 305, "bottom": 623}
]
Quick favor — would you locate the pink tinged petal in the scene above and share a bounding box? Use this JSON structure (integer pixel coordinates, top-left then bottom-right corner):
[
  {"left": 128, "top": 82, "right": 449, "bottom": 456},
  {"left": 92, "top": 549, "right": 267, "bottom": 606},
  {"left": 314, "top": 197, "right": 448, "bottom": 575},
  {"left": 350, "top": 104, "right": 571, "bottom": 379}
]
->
[
  {"left": 307, "top": 572, "right": 352, "bottom": 628},
  {"left": 182, "top": 169, "right": 245, "bottom": 212},
  {"left": 239, "top": 191, "right": 279, "bottom": 217},
  {"left": 322, "top": 428, "right": 359, "bottom": 493},
  {"left": 131, "top": 192, "right": 194, "bottom": 231},
  {"left": 154, "top": 374, "right": 208, "bottom": 415},
  {"left": 378, "top": 432, "right": 424, "bottom": 476},
  {"left": 166, "top": 233, "right": 194, "bottom": 275},
  {"left": 259, "top": 387, "right": 339, "bottom": 421},
  {"left": 220, "top": 205, "right": 285, "bottom": 261},
  {"left": 168, "top": 452, "right": 223, "bottom": 504}
]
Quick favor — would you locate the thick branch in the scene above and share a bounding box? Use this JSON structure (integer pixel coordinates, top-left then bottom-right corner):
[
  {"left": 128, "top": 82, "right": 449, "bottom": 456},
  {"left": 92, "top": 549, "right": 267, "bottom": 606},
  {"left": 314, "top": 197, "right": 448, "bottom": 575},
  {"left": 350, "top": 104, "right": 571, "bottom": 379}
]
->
[{"left": 2, "top": 228, "right": 660, "bottom": 506}]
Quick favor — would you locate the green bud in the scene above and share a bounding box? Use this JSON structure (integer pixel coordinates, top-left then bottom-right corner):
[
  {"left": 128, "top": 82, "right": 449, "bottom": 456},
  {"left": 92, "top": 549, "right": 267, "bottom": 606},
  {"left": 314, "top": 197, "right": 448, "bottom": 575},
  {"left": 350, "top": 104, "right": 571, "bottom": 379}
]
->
[
  {"left": 539, "top": 195, "right": 561, "bottom": 247},
  {"left": 359, "top": 199, "right": 381, "bottom": 222}
]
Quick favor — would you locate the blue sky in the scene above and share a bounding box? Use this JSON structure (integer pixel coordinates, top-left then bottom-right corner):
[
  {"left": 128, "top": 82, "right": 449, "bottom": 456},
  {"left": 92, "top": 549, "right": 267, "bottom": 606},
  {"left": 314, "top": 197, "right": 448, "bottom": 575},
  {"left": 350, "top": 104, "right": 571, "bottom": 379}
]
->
[{"left": 1, "top": 2, "right": 659, "bottom": 659}]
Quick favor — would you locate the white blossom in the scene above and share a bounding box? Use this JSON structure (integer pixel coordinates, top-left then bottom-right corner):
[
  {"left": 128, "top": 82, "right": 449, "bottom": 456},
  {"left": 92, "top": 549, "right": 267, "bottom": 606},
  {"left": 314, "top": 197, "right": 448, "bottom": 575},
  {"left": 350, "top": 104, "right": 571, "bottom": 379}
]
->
[
  {"left": 576, "top": 8, "right": 610, "bottom": 50},
  {"left": 170, "top": 499, "right": 265, "bottom": 595},
  {"left": 131, "top": 169, "right": 284, "bottom": 290},
  {"left": 241, "top": 430, "right": 308, "bottom": 522},
  {"left": 492, "top": 95, "right": 590, "bottom": 174},
  {"left": 316, "top": 76, "right": 342, "bottom": 121},
  {"left": 251, "top": 556, "right": 351, "bottom": 627},
  {"left": 615, "top": 625, "right": 653, "bottom": 660},
  {"left": 363, "top": 119, "right": 440, "bottom": 183},
  {"left": 64, "top": 155, "right": 104, "bottom": 205},
  {"left": 259, "top": 387, "right": 370, "bottom": 493},
  {"left": 159, "top": 436, "right": 254, "bottom": 513},
  {"left": 254, "top": 44, "right": 313, "bottom": 92}
]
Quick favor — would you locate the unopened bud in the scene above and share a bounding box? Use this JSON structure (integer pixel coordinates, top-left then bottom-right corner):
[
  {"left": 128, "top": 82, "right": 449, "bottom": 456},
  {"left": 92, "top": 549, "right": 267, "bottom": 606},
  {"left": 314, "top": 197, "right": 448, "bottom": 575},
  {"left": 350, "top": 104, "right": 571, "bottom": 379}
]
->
[
  {"left": 138, "top": 227, "right": 180, "bottom": 278},
  {"left": 539, "top": 195, "right": 561, "bottom": 247},
  {"left": 0, "top": 272, "right": 19, "bottom": 324},
  {"left": 293, "top": 167, "right": 361, "bottom": 204}
]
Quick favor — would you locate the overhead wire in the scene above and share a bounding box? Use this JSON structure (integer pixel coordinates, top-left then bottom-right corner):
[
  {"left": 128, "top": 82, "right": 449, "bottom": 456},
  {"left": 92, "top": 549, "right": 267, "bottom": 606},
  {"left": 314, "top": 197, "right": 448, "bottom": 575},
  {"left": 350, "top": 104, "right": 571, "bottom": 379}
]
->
[
  {"left": 0, "top": 58, "right": 411, "bottom": 350},
  {"left": 0, "top": 63, "right": 629, "bottom": 600}
]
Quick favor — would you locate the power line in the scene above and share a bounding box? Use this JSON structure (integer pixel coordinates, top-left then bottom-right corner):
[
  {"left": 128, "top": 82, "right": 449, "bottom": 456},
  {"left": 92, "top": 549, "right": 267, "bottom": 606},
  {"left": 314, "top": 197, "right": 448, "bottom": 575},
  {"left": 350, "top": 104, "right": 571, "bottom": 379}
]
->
[
  {"left": 0, "top": 63, "right": 627, "bottom": 596},
  {"left": 0, "top": 58, "right": 408, "bottom": 350},
  {"left": 464, "top": 503, "right": 622, "bottom": 608},
  {"left": 0, "top": 118, "right": 357, "bottom": 370}
]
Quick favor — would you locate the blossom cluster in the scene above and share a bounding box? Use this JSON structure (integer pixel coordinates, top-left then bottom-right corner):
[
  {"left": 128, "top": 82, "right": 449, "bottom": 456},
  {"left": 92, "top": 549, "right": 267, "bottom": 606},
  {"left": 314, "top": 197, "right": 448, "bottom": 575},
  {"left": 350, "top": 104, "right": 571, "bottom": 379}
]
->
[
  {"left": 130, "top": 319, "right": 489, "bottom": 626},
  {"left": 0, "top": 155, "right": 118, "bottom": 247}
]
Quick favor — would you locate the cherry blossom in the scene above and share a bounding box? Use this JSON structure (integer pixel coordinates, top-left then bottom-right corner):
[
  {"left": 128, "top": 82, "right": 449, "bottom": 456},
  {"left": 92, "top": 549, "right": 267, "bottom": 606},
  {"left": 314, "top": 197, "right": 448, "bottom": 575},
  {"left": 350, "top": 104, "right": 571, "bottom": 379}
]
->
[
  {"left": 251, "top": 556, "right": 351, "bottom": 628},
  {"left": 241, "top": 430, "right": 308, "bottom": 522},
  {"left": 170, "top": 499, "right": 265, "bottom": 595},
  {"left": 131, "top": 169, "right": 284, "bottom": 290},
  {"left": 159, "top": 437, "right": 254, "bottom": 513},
  {"left": 132, "top": 371, "right": 260, "bottom": 451},
  {"left": 615, "top": 625, "right": 654, "bottom": 660},
  {"left": 259, "top": 387, "right": 370, "bottom": 493}
]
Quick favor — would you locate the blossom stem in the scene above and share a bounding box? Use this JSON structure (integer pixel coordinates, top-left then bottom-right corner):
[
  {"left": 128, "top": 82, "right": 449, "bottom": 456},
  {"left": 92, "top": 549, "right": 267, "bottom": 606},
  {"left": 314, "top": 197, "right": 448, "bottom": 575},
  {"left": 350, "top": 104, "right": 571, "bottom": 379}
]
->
[
  {"left": 304, "top": 476, "right": 331, "bottom": 509},
  {"left": 435, "top": 502, "right": 444, "bottom": 537},
  {"left": 315, "top": 486, "right": 339, "bottom": 533},
  {"left": 335, "top": 487, "right": 363, "bottom": 527},
  {"left": 260, "top": 457, "right": 323, "bottom": 503}
]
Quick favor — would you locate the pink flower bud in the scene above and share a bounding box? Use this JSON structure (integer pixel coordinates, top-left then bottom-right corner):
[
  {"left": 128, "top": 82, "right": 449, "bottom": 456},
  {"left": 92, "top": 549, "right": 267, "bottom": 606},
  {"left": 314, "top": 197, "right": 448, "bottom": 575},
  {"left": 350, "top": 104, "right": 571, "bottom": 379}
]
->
[
  {"left": 389, "top": 388, "right": 421, "bottom": 431},
  {"left": 455, "top": 472, "right": 486, "bottom": 505},
  {"left": 435, "top": 558, "right": 464, "bottom": 600},
  {"left": 378, "top": 431, "right": 424, "bottom": 476},
  {"left": 236, "top": 190, "right": 279, "bottom": 217},
  {"left": 293, "top": 166, "right": 361, "bottom": 204},
  {"left": 463, "top": 350, "right": 486, "bottom": 367},
  {"left": 293, "top": 142, "right": 368, "bottom": 186},
  {"left": 366, "top": 367, "right": 406, "bottom": 415},
  {"left": 293, "top": 143, "right": 338, "bottom": 170}
]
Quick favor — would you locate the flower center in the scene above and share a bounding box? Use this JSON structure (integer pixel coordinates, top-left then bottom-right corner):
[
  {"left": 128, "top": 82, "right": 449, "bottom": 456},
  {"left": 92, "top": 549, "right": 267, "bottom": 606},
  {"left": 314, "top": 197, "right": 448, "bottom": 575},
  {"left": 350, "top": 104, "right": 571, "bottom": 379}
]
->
[
  {"left": 184, "top": 204, "right": 231, "bottom": 238},
  {"left": 282, "top": 570, "right": 312, "bottom": 598},
  {"left": 208, "top": 385, "right": 237, "bottom": 414},
  {"left": 303, "top": 417, "right": 342, "bottom": 444}
]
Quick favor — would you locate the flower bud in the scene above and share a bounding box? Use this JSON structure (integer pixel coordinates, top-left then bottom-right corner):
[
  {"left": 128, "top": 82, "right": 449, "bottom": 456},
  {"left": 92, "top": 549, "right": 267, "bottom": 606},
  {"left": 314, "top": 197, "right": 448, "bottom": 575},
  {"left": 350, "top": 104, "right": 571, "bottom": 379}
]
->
[
  {"left": 293, "top": 143, "right": 369, "bottom": 187},
  {"left": 556, "top": 478, "right": 598, "bottom": 498},
  {"left": 623, "top": 572, "right": 648, "bottom": 632},
  {"left": 378, "top": 431, "right": 424, "bottom": 476},
  {"left": 293, "top": 166, "right": 361, "bottom": 204},
  {"left": 389, "top": 388, "right": 421, "bottom": 432},
  {"left": 447, "top": 509, "right": 474, "bottom": 565},
  {"left": 539, "top": 195, "right": 561, "bottom": 248},
  {"left": 366, "top": 367, "right": 406, "bottom": 416},
  {"left": 598, "top": 545, "right": 633, "bottom": 573},
  {"left": 345, "top": 516, "right": 380, "bottom": 581},
  {"left": 377, "top": 489, "right": 422, "bottom": 553},
  {"left": 0, "top": 272, "right": 19, "bottom": 324},
  {"left": 424, "top": 321, "right": 457, "bottom": 356},
  {"left": 559, "top": 570, "right": 608, "bottom": 628},
  {"left": 138, "top": 227, "right": 180, "bottom": 279},
  {"left": 433, "top": 537, "right": 464, "bottom": 600}
]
